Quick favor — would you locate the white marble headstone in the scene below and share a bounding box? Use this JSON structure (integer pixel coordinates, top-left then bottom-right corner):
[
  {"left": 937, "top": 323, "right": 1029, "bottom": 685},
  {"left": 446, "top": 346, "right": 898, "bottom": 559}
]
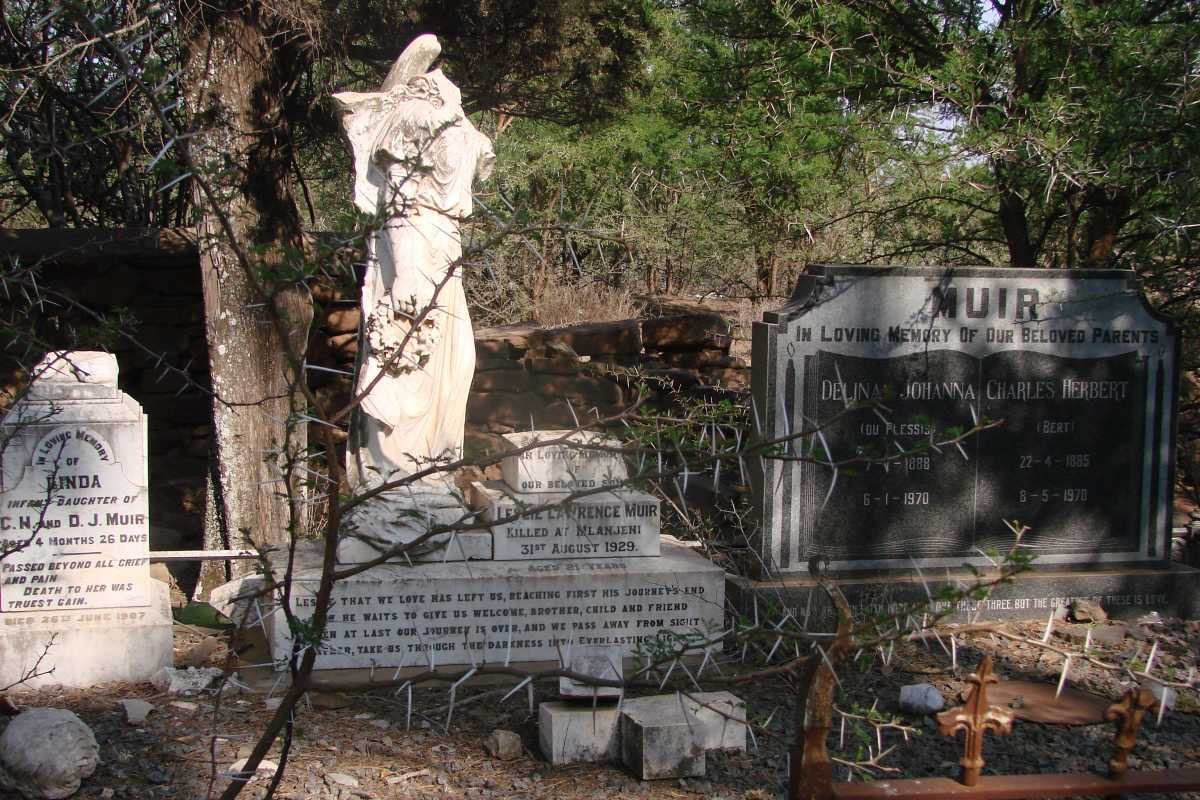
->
[
  {"left": 0, "top": 351, "right": 171, "bottom": 688},
  {"left": 2, "top": 352, "right": 150, "bottom": 611}
]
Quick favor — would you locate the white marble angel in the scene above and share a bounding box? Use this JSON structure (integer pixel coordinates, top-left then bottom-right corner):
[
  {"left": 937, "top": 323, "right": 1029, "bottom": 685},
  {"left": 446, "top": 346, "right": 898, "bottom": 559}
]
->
[{"left": 334, "top": 35, "right": 494, "bottom": 488}]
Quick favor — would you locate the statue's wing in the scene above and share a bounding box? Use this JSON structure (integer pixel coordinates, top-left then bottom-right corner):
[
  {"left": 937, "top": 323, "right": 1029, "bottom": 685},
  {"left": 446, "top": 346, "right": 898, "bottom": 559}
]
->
[
  {"left": 381, "top": 34, "right": 441, "bottom": 92},
  {"left": 332, "top": 91, "right": 387, "bottom": 215}
]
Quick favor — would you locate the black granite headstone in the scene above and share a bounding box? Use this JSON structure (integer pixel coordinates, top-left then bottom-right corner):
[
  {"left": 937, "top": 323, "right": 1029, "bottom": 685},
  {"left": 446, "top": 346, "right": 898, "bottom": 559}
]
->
[{"left": 750, "top": 265, "right": 1178, "bottom": 576}]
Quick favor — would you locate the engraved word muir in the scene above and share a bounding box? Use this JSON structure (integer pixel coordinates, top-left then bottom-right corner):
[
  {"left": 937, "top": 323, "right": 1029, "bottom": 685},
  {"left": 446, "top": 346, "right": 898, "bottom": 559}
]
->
[{"left": 751, "top": 265, "right": 1178, "bottom": 576}]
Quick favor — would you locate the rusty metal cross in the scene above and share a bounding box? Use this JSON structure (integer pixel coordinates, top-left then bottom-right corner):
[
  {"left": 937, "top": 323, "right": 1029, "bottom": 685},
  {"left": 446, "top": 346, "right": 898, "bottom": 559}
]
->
[
  {"left": 1105, "top": 686, "right": 1156, "bottom": 779},
  {"left": 936, "top": 655, "right": 1014, "bottom": 786}
]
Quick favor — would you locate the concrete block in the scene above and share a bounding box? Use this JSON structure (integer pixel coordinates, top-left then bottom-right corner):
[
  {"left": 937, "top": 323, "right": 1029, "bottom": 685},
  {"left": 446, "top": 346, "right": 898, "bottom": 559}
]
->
[
  {"left": 560, "top": 645, "right": 622, "bottom": 700},
  {"left": 621, "top": 702, "right": 706, "bottom": 780},
  {"left": 621, "top": 692, "right": 747, "bottom": 765},
  {"left": 539, "top": 702, "right": 620, "bottom": 764}
]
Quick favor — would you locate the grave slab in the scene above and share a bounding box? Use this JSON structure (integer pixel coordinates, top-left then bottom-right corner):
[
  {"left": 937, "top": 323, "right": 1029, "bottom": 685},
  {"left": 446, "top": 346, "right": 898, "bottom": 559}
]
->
[
  {"left": 0, "top": 580, "right": 173, "bottom": 689},
  {"left": 539, "top": 702, "right": 621, "bottom": 765},
  {"left": 501, "top": 431, "right": 628, "bottom": 493},
  {"left": 470, "top": 480, "right": 660, "bottom": 561},
  {"left": 216, "top": 540, "right": 724, "bottom": 670}
]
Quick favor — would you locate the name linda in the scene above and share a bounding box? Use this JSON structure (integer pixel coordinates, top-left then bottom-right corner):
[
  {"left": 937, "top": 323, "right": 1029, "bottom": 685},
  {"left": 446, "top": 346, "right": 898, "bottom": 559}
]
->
[{"left": 821, "top": 379, "right": 1130, "bottom": 402}]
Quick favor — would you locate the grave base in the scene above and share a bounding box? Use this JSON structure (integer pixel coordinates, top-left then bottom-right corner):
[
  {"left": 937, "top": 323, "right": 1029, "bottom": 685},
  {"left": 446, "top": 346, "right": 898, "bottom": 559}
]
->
[
  {"left": 727, "top": 561, "right": 1200, "bottom": 630},
  {"left": 0, "top": 581, "right": 173, "bottom": 690},
  {"left": 213, "top": 540, "right": 724, "bottom": 671}
]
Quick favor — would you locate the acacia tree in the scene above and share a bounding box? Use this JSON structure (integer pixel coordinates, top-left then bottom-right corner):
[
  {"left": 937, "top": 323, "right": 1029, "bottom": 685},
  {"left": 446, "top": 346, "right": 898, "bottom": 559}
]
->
[{"left": 691, "top": 0, "right": 1200, "bottom": 273}]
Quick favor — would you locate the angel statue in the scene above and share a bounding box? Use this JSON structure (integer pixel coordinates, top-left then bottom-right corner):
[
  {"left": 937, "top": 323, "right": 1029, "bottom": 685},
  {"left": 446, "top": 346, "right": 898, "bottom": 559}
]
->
[{"left": 334, "top": 35, "right": 494, "bottom": 490}]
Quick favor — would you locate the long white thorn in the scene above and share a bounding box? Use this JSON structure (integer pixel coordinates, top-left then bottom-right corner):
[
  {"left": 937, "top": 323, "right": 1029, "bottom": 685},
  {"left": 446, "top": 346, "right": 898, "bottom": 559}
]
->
[{"left": 1055, "top": 655, "right": 1071, "bottom": 698}]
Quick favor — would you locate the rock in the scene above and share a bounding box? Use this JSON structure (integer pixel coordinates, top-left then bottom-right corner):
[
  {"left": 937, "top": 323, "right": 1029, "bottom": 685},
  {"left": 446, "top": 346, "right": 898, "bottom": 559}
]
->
[
  {"left": 641, "top": 313, "right": 733, "bottom": 352},
  {"left": 324, "top": 307, "right": 361, "bottom": 335},
  {"left": 169, "top": 701, "right": 198, "bottom": 712},
  {"left": 229, "top": 759, "right": 278, "bottom": 777},
  {"left": 153, "top": 666, "right": 223, "bottom": 695},
  {"left": 471, "top": 369, "right": 530, "bottom": 393},
  {"left": 659, "top": 350, "right": 745, "bottom": 369},
  {"left": 121, "top": 698, "right": 155, "bottom": 725},
  {"left": 326, "top": 772, "right": 359, "bottom": 788},
  {"left": 1069, "top": 599, "right": 1107, "bottom": 623},
  {"left": 983, "top": 681, "right": 1109, "bottom": 725},
  {"left": 485, "top": 730, "right": 522, "bottom": 761},
  {"left": 329, "top": 332, "right": 358, "bottom": 359},
  {"left": 0, "top": 708, "right": 100, "bottom": 799},
  {"left": 899, "top": 684, "right": 945, "bottom": 714},
  {"left": 475, "top": 323, "right": 538, "bottom": 358},
  {"left": 530, "top": 320, "right": 642, "bottom": 357},
  {"left": 149, "top": 563, "right": 188, "bottom": 608},
  {"left": 523, "top": 353, "right": 582, "bottom": 376},
  {"left": 178, "top": 636, "right": 222, "bottom": 668},
  {"left": 530, "top": 373, "right": 624, "bottom": 406},
  {"left": 1091, "top": 625, "right": 1128, "bottom": 646},
  {"left": 264, "top": 697, "right": 283, "bottom": 712}
]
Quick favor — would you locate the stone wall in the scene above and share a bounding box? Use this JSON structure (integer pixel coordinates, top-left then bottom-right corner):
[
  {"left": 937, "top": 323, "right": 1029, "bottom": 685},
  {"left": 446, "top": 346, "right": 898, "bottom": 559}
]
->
[
  {"left": 313, "top": 306, "right": 750, "bottom": 456},
  {"left": 0, "top": 229, "right": 208, "bottom": 556}
]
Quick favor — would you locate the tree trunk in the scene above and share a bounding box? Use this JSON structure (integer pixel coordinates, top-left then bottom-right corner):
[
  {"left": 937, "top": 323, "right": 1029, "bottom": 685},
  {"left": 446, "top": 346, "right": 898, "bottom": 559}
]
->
[
  {"left": 1082, "top": 187, "right": 1131, "bottom": 269},
  {"left": 993, "top": 161, "right": 1036, "bottom": 269},
  {"left": 181, "top": 4, "right": 313, "bottom": 595}
]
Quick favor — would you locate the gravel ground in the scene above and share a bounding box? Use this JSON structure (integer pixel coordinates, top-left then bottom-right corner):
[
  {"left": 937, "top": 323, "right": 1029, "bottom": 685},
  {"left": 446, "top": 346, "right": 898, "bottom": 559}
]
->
[{"left": 3, "top": 617, "right": 1197, "bottom": 799}]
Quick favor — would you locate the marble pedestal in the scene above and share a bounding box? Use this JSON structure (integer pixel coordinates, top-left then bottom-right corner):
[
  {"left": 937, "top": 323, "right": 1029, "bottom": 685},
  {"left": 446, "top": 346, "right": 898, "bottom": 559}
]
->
[{"left": 214, "top": 540, "right": 724, "bottom": 671}]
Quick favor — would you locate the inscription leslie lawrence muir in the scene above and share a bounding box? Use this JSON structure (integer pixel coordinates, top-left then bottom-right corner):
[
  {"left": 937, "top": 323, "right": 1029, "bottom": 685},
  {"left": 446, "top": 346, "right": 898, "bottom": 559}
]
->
[{"left": 751, "top": 266, "right": 1177, "bottom": 574}]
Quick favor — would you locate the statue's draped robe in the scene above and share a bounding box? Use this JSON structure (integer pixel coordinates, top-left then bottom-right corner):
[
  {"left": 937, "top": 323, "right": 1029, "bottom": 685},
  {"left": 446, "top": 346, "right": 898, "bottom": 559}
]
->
[{"left": 339, "top": 70, "right": 494, "bottom": 486}]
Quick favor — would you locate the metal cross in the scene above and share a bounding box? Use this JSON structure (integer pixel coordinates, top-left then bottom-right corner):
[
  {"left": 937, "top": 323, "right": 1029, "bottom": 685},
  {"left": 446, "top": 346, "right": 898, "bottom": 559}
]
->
[
  {"left": 1105, "top": 687, "right": 1156, "bottom": 778},
  {"left": 937, "top": 655, "right": 1014, "bottom": 786}
]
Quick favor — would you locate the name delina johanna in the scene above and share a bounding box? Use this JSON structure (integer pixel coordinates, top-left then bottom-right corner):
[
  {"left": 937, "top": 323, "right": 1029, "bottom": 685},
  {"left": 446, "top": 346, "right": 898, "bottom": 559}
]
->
[{"left": 819, "top": 379, "right": 1131, "bottom": 403}]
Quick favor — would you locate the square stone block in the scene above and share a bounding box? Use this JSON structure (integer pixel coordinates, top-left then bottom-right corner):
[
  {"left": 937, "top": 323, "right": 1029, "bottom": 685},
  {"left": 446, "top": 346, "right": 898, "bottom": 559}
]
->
[
  {"left": 560, "top": 644, "right": 622, "bottom": 700},
  {"left": 623, "top": 692, "right": 747, "bottom": 754},
  {"left": 539, "top": 701, "right": 620, "bottom": 764},
  {"left": 621, "top": 702, "right": 706, "bottom": 780},
  {"left": 501, "top": 430, "right": 628, "bottom": 493}
]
